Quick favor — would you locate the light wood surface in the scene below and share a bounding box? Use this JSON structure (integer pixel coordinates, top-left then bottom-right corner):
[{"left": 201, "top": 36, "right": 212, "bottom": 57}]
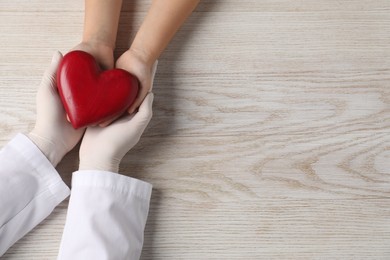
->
[{"left": 1, "top": 0, "right": 389, "bottom": 259}]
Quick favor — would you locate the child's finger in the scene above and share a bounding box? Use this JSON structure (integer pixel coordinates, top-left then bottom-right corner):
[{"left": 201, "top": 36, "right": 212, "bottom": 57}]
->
[{"left": 99, "top": 115, "right": 120, "bottom": 127}]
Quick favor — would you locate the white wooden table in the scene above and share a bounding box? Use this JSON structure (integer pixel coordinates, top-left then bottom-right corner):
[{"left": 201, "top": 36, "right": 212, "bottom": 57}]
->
[{"left": 0, "top": 0, "right": 389, "bottom": 259}]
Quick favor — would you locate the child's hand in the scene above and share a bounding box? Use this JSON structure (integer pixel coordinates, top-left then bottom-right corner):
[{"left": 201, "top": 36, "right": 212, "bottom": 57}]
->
[
  {"left": 97, "top": 50, "right": 157, "bottom": 127},
  {"left": 72, "top": 41, "right": 114, "bottom": 70},
  {"left": 116, "top": 49, "right": 158, "bottom": 115}
]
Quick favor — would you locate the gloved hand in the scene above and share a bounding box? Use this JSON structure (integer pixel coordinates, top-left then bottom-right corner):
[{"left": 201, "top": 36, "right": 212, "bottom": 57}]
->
[
  {"left": 79, "top": 92, "right": 154, "bottom": 172},
  {"left": 28, "top": 51, "right": 85, "bottom": 166}
]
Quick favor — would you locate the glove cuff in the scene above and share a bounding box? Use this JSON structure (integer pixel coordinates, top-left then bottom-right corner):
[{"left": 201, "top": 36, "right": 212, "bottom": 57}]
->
[
  {"left": 27, "top": 131, "right": 66, "bottom": 167},
  {"left": 79, "top": 157, "right": 120, "bottom": 173}
]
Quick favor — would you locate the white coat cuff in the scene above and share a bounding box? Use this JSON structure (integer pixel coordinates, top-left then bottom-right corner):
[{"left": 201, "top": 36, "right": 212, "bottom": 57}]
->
[
  {"left": 0, "top": 134, "right": 70, "bottom": 257},
  {"left": 72, "top": 170, "right": 152, "bottom": 201},
  {"left": 10, "top": 133, "right": 70, "bottom": 203}
]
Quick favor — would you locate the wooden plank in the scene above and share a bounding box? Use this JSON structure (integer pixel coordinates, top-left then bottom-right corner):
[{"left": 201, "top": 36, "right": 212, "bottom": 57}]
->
[
  {"left": 3, "top": 199, "right": 390, "bottom": 259},
  {"left": 1, "top": 0, "right": 390, "bottom": 12},
  {"left": 141, "top": 198, "right": 390, "bottom": 259}
]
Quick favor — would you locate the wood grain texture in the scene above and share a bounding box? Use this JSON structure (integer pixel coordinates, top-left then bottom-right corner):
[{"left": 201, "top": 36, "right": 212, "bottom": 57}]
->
[{"left": 0, "top": 0, "right": 389, "bottom": 259}]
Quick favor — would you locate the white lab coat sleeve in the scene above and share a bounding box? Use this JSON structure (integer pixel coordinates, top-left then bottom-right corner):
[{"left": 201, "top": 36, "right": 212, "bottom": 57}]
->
[
  {"left": 0, "top": 134, "right": 70, "bottom": 256},
  {"left": 57, "top": 170, "right": 152, "bottom": 260}
]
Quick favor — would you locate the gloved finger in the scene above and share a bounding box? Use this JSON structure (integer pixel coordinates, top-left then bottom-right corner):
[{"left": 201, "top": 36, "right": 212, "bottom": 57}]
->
[
  {"left": 48, "top": 51, "right": 63, "bottom": 75},
  {"left": 120, "top": 92, "right": 154, "bottom": 132},
  {"left": 132, "top": 92, "right": 154, "bottom": 123},
  {"left": 127, "top": 85, "right": 149, "bottom": 114},
  {"left": 40, "top": 51, "right": 63, "bottom": 90},
  {"left": 149, "top": 60, "right": 158, "bottom": 92},
  {"left": 117, "top": 93, "right": 153, "bottom": 142},
  {"left": 137, "top": 92, "right": 154, "bottom": 116}
]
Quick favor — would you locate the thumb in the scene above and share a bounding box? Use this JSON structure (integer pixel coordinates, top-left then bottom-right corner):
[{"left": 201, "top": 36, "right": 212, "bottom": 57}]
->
[
  {"left": 50, "top": 51, "right": 63, "bottom": 70},
  {"left": 121, "top": 92, "right": 154, "bottom": 133},
  {"left": 133, "top": 92, "right": 154, "bottom": 123},
  {"left": 40, "top": 51, "right": 63, "bottom": 89}
]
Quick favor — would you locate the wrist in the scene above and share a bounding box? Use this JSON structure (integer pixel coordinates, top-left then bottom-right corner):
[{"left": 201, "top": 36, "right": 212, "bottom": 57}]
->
[
  {"left": 127, "top": 46, "right": 156, "bottom": 68},
  {"left": 72, "top": 41, "right": 114, "bottom": 69},
  {"left": 27, "top": 131, "right": 65, "bottom": 167},
  {"left": 116, "top": 48, "right": 156, "bottom": 82},
  {"left": 79, "top": 158, "right": 120, "bottom": 173},
  {"left": 81, "top": 37, "right": 115, "bottom": 51}
]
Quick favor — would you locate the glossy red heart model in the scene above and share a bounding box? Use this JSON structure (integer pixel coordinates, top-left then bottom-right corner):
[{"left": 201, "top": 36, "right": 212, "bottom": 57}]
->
[{"left": 57, "top": 50, "right": 139, "bottom": 129}]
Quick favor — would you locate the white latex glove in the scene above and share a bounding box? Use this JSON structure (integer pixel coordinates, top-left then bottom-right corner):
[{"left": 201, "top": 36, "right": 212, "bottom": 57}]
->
[
  {"left": 28, "top": 51, "right": 85, "bottom": 166},
  {"left": 79, "top": 92, "right": 154, "bottom": 172}
]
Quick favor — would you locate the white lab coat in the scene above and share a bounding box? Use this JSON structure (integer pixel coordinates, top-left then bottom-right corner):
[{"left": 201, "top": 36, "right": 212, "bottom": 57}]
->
[{"left": 0, "top": 134, "right": 152, "bottom": 259}]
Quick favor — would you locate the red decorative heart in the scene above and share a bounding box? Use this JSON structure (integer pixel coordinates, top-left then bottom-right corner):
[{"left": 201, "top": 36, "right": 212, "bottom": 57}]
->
[{"left": 57, "top": 50, "right": 139, "bottom": 129}]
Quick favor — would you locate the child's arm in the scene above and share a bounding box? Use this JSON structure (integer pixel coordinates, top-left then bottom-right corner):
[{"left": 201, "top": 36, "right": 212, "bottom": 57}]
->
[
  {"left": 83, "top": 0, "right": 122, "bottom": 49},
  {"left": 116, "top": 0, "right": 200, "bottom": 114},
  {"left": 130, "top": 0, "right": 200, "bottom": 67},
  {"left": 73, "top": 0, "right": 123, "bottom": 69}
]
